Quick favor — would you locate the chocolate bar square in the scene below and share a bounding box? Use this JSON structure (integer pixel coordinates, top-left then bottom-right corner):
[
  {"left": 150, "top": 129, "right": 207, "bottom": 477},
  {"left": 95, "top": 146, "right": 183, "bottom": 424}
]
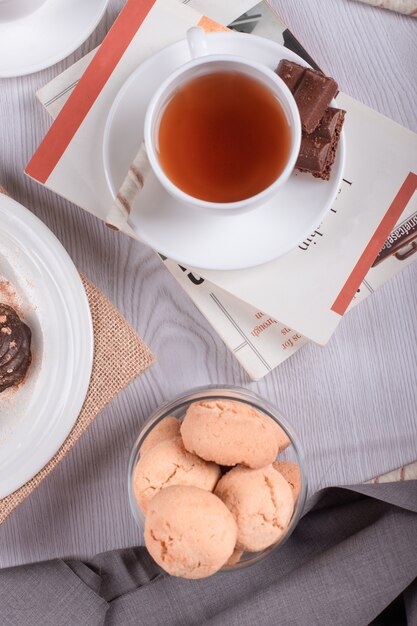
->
[
  {"left": 297, "top": 108, "right": 345, "bottom": 180},
  {"left": 312, "top": 107, "right": 343, "bottom": 140},
  {"left": 293, "top": 69, "right": 338, "bottom": 133},
  {"left": 275, "top": 59, "right": 305, "bottom": 92},
  {"left": 296, "top": 136, "right": 331, "bottom": 175},
  {"left": 276, "top": 60, "right": 339, "bottom": 134}
]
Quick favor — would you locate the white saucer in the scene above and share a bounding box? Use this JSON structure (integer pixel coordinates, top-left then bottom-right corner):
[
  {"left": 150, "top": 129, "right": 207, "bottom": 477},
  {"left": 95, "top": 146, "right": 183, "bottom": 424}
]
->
[
  {"left": 103, "top": 32, "right": 345, "bottom": 271},
  {"left": 0, "top": 0, "right": 109, "bottom": 78},
  {"left": 0, "top": 195, "right": 93, "bottom": 498}
]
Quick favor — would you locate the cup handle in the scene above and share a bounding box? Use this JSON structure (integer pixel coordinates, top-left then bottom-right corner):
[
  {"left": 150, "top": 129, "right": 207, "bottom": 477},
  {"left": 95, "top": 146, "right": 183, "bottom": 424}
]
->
[{"left": 187, "top": 27, "right": 209, "bottom": 59}]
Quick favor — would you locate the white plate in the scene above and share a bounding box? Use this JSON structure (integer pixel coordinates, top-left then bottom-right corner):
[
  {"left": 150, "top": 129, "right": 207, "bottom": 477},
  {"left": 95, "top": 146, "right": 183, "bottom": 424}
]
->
[
  {"left": 0, "top": 195, "right": 93, "bottom": 498},
  {"left": 103, "top": 32, "right": 345, "bottom": 271},
  {"left": 0, "top": 0, "right": 109, "bottom": 78}
]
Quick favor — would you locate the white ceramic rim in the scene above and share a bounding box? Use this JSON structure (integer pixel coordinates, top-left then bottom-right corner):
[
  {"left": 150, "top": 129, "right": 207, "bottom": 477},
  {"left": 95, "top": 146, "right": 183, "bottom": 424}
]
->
[
  {"left": 0, "top": 0, "right": 109, "bottom": 78},
  {"left": 0, "top": 195, "right": 94, "bottom": 497},
  {"left": 144, "top": 53, "right": 301, "bottom": 213}
]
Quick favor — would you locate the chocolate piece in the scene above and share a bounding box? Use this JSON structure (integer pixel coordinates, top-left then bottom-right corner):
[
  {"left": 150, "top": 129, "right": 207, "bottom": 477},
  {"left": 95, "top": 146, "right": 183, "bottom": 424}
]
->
[
  {"left": 296, "top": 136, "right": 331, "bottom": 174},
  {"left": 297, "top": 108, "right": 345, "bottom": 180},
  {"left": 276, "top": 60, "right": 339, "bottom": 133},
  {"left": 293, "top": 69, "right": 339, "bottom": 133},
  {"left": 312, "top": 107, "right": 343, "bottom": 140},
  {"left": 0, "top": 304, "right": 32, "bottom": 393},
  {"left": 312, "top": 109, "right": 345, "bottom": 180},
  {"left": 275, "top": 59, "right": 306, "bottom": 92},
  {"left": 276, "top": 59, "right": 344, "bottom": 180}
]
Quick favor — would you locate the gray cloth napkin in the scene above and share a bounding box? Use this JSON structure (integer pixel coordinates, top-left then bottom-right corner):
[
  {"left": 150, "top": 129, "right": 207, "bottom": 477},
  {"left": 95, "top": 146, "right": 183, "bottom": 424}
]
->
[{"left": 1, "top": 481, "right": 416, "bottom": 626}]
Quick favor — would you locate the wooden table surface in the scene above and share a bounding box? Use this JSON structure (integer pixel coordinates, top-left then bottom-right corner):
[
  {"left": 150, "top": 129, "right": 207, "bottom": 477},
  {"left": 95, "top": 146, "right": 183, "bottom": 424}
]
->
[{"left": 0, "top": 0, "right": 416, "bottom": 568}]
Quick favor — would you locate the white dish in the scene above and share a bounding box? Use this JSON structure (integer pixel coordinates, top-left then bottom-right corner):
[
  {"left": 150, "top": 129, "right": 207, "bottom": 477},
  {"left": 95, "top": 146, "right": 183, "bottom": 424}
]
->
[
  {"left": 0, "top": 0, "right": 109, "bottom": 78},
  {"left": 103, "top": 32, "right": 345, "bottom": 271},
  {"left": 0, "top": 195, "right": 93, "bottom": 498}
]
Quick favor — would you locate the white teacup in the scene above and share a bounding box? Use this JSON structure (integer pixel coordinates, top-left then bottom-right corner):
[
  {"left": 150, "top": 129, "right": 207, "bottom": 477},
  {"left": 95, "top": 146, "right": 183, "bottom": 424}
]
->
[
  {"left": 144, "top": 27, "right": 301, "bottom": 215},
  {"left": 0, "top": 0, "right": 47, "bottom": 22}
]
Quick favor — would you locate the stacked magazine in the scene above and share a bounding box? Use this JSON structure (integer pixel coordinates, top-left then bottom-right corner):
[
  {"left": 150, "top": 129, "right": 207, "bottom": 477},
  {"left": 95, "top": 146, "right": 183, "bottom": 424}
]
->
[{"left": 27, "top": 0, "right": 417, "bottom": 379}]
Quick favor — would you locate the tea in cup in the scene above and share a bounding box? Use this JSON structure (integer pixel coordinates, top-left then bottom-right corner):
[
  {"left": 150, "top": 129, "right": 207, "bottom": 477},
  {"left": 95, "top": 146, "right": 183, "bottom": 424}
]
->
[{"left": 144, "top": 28, "right": 301, "bottom": 214}]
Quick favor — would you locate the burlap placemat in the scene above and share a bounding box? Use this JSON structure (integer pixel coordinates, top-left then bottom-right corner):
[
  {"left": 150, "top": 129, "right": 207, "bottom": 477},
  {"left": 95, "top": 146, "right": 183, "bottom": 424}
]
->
[{"left": 0, "top": 189, "right": 154, "bottom": 523}]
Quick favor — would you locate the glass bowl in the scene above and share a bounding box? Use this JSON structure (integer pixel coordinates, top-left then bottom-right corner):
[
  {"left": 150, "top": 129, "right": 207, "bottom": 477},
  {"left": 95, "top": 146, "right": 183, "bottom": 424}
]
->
[{"left": 127, "top": 385, "right": 307, "bottom": 571}]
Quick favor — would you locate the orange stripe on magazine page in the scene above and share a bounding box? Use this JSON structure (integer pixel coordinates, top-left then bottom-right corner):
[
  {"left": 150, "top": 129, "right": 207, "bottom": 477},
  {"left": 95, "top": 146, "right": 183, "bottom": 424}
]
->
[
  {"left": 331, "top": 172, "right": 417, "bottom": 316},
  {"left": 25, "top": 0, "right": 157, "bottom": 184},
  {"left": 198, "top": 16, "right": 229, "bottom": 32}
]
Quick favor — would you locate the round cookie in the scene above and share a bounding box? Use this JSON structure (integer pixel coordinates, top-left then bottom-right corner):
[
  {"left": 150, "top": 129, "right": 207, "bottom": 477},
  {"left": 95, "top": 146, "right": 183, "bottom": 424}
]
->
[
  {"left": 273, "top": 461, "right": 302, "bottom": 502},
  {"left": 214, "top": 464, "right": 294, "bottom": 552},
  {"left": 140, "top": 415, "right": 181, "bottom": 457},
  {"left": 133, "top": 436, "right": 221, "bottom": 514},
  {"left": 145, "top": 485, "right": 237, "bottom": 579},
  {"left": 274, "top": 422, "right": 291, "bottom": 454},
  {"left": 181, "top": 399, "right": 285, "bottom": 469}
]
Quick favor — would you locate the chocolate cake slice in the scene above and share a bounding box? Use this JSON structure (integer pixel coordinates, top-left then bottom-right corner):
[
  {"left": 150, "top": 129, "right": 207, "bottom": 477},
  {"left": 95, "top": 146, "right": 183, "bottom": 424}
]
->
[{"left": 0, "top": 303, "right": 32, "bottom": 393}]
